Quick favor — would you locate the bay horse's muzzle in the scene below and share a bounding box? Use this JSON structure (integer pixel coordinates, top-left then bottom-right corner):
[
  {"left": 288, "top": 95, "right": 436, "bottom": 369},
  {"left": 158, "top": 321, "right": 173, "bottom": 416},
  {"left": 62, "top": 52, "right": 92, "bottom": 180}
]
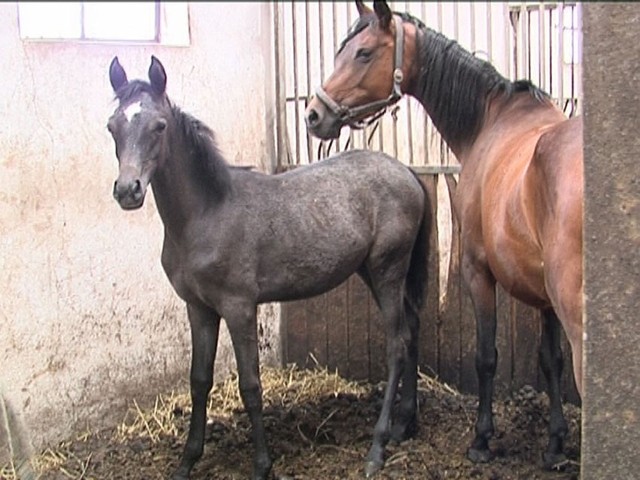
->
[
  {"left": 113, "top": 177, "right": 145, "bottom": 210},
  {"left": 305, "top": 102, "right": 343, "bottom": 140}
]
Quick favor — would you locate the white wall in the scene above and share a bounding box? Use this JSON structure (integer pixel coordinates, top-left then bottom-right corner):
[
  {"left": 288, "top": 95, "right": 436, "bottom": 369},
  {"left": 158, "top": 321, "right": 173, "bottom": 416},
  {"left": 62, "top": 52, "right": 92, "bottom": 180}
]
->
[{"left": 0, "top": 2, "right": 280, "bottom": 454}]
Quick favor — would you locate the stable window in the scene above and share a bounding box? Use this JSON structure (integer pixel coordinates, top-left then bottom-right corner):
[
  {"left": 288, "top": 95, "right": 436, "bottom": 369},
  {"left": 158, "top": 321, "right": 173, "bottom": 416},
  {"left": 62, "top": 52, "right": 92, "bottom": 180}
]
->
[{"left": 17, "top": 1, "right": 190, "bottom": 46}]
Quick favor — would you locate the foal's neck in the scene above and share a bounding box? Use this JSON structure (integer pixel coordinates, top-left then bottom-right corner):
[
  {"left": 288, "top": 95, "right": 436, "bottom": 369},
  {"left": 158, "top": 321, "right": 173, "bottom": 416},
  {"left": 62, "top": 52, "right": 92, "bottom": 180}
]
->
[{"left": 151, "top": 118, "right": 228, "bottom": 238}]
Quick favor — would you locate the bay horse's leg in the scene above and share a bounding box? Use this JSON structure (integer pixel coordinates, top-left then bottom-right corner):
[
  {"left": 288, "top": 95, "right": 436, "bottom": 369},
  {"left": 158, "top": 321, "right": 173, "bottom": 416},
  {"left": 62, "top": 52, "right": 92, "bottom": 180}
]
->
[
  {"left": 464, "top": 258, "right": 498, "bottom": 464},
  {"left": 363, "top": 283, "right": 410, "bottom": 478},
  {"left": 173, "top": 304, "right": 221, "bottom": 480},
  {"left": 390, "top": 297, "right": 419, "bottom": 443},
  {"left": 225, "top": 305, "right": 272, "bottom": 480},
  {"left": 539, "top": 308, "right": 569, "bottom": 469}
]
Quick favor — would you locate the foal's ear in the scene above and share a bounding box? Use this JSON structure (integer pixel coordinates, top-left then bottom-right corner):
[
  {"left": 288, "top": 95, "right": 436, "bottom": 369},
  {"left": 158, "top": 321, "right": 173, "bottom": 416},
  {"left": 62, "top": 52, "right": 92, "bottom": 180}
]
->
[
  {"left": 373, "top": 0, "right": 392, "bottom": 30},
  {"left": 355, "top": 0, "right": 372, "bottom": 16},
  {"left": 109, "top": 56, "right": 128, "bottom": 92},
  {"left": 148, "top": 55, "right": 167, "bottom": 96}
]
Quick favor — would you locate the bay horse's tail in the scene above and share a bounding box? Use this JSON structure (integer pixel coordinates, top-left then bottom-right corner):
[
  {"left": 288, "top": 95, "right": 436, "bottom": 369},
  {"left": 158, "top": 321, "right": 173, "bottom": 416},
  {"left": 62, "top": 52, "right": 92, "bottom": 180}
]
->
[{"left": 405, "top": 173, "right": 431, "bottom": 313}]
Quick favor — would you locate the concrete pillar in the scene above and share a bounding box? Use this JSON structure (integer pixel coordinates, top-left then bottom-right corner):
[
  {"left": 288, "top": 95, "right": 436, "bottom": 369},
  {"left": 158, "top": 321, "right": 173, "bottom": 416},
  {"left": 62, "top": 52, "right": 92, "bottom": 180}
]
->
[{"left": 582, "top": 4, "right": 640, "bottom": 480}]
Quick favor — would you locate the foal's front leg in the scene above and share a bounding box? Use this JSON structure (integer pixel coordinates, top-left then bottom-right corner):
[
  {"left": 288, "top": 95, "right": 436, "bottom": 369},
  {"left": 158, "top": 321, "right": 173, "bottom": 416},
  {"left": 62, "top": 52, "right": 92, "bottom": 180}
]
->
[
  {"left": 173, "top": 304, "right": 221, "bottom": 480},
  {"left": 225, "top": 305, "right": 272, "bottom": 480}
]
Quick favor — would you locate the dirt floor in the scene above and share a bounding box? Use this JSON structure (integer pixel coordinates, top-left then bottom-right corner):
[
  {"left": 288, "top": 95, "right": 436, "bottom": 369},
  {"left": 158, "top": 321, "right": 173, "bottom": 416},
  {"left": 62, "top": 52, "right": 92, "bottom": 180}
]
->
[{"left": 6, "top": 366, "right": 581, "bottom": 480}]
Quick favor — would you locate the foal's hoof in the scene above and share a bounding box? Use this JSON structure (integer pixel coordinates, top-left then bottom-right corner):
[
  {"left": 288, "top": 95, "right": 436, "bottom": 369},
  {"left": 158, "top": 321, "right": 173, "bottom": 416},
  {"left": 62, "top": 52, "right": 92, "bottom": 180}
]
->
[
  {"left": 467, "top": 446, "right": 493, "bottom": 464},
  {"left": 390, "top": 420, "right": 418, "bottom": 443},
  {"left": 364, "top": 459, "right": 384, "bottom": 478},
  {"left": 543, "top": 451, "right": 568, "bottom": 471}
]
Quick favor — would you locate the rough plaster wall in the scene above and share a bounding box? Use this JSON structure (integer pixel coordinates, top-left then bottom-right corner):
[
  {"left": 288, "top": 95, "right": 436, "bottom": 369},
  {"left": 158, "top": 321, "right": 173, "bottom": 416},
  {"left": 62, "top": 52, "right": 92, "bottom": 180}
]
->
[
  {"left": 581, "top": 4, "right": 640, "bottom": 478},
  {"left": 0, "top": 2, "right": 280, "bottom": 455}
]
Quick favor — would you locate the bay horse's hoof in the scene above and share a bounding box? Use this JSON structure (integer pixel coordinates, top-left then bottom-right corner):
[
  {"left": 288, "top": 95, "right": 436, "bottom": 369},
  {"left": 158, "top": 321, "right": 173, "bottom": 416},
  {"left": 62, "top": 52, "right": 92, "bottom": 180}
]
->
[
  {"left": 543, "top": 451, "right": 569, "bottom": 470},
  {"left": 467, "top": 446, "right": 493, "bottom": 463},
  {"left": 364, "top": 459, "right": 384, "bottom": 478}
]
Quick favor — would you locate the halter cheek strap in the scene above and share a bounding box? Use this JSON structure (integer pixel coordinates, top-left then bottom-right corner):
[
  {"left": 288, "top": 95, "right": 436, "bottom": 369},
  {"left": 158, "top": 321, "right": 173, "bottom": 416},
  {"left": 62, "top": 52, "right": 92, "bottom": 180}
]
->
[{"left": 315, "top": 14, "right": 405, "bottom": 129}]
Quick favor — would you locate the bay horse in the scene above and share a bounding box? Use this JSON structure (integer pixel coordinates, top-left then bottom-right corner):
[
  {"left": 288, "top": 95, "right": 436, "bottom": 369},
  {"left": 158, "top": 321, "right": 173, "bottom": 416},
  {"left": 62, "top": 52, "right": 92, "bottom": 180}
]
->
[
  {"left": 107, "top": 55, "right": 431, "bottom": 479},
  {"left": 305, "top": 0, "right": 583, "bottom": 470}
]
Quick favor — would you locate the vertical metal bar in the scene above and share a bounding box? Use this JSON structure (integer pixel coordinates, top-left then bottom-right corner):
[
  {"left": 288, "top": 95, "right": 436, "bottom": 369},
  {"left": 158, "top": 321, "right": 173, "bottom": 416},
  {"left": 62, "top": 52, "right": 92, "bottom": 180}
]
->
[
  {"left": 506, "top": 4, "right": 516, "bottom": 80},
  {"left": 470, "top": 2, "right": 476, "bottom": 54},
  {"left": 318, "top": 4, "right": 326, "bottom": 85},
  {"left": 557, "top": 2, "right": 565, "bottom": 112},
  {"left": 546, "top": 4, "right": 561, "bottom": 98},
  {"left": 273, "top": 2, "right": 288, "bottom": 168},
  {"left": 447, "top": 2, "right": 459, "bottom": 166},
  {"left": 525, "top": 3, "right": 531, "bottom": 81},
  {"left": 434, "top": 2, "right": 444, "bottom": 166},
  {"left": 421, "top": 1, "right": 429, "bottom": 166},
  {"left": 80, "top": 2, "right": 86, "bottom": 40},
  {"left": 453, "top": 2, "right": 459, "bottom": 47},
  {"left": 346, "top": 3, "right": 354, "bottom": 152},
  {"left": 404, "top": 1, "right": 414, "bottom": 166},
  {"left": 305, "top": 2, "right": 313, "bottom": 164},
  {"left": 330, "top": 2, "right": 340, "bottom": 156},
  {"left": 154, "top": 1, "right": 161, "bottom": 43},
  {"left": 290, "top": 1, "right": 301, "bottom": 165},
  {"left": 569, "top": 3, "right": 577, "bottom": 116},
  {"left": 576, "top": 2, "right": 583, "bottom": 115},
  {"left": 486, "top": 2, "right": 493, "bottom": 67},
  {"left": 315, "top": 3, "right": 326, "bottom": 161},
  {"left": 538, "top": 2, "right": 546, "bottom": 90}
]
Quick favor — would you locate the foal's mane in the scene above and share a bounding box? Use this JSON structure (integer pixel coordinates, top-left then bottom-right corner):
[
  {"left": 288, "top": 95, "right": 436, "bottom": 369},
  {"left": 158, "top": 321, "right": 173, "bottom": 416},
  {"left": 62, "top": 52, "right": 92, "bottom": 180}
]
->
[
  {"left": 114, "top": 80, "right": 232, "bottom": 199},
  {"left": 398, "top": 11, "right": 550, "bottom": 149}
]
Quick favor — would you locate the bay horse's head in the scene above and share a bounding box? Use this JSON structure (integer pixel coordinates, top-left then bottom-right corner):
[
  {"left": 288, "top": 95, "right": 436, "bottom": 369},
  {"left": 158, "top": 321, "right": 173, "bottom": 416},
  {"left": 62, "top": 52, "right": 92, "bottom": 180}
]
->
[
  {"left": 305, "top": 0, "right": 411, "bottom": 140},
  {"left": 107, "top": 56, "right": 170, "bottom": 210}
]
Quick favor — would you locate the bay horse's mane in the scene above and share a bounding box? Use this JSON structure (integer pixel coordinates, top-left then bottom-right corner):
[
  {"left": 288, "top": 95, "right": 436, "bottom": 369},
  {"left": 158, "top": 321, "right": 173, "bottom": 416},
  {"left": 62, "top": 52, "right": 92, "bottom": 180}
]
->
[
  {"left": 114, "top": 80, "right": 232, "bottom": 199},
  {"left": 400, "top": 12, "right": 550, "bottom": 149}
]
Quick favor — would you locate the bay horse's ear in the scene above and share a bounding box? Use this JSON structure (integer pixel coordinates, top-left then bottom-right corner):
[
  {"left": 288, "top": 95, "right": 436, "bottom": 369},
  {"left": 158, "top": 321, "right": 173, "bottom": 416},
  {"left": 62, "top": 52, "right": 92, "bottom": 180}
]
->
[
  {"left": 355, "top": 0, "right": 372, "bottom": 16},
  {"left": 373, "top": 0, "right": 392, "bottom": 30},
  {"left": 109, "top": 56, "right": 128, "bottom": 92},
  {"left": 148, "top": 55, "right": 167, "bottom": 96}
]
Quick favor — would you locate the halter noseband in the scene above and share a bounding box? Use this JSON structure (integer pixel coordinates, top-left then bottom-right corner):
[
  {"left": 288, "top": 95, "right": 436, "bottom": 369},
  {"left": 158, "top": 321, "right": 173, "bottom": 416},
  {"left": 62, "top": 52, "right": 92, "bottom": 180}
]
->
[{"left": 314, "top": 15, "right": 405, "bottom": 130}]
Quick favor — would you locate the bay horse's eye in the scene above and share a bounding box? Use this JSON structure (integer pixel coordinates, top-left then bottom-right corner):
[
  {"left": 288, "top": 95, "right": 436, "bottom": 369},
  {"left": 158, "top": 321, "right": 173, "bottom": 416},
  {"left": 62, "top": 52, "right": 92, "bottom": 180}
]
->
[
  {"left": 152, "top": 119, "right": 167, "bottom": 134},
  {"left": 355, "top": 48, "right": 373, "bottom": 62}
]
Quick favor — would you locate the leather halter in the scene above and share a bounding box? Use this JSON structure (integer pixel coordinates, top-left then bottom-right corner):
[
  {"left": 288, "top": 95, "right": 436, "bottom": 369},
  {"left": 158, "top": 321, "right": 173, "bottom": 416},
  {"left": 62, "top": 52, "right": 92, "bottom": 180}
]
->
[{"left": 314, "top": 15, "right": 405, "bottom": 130}]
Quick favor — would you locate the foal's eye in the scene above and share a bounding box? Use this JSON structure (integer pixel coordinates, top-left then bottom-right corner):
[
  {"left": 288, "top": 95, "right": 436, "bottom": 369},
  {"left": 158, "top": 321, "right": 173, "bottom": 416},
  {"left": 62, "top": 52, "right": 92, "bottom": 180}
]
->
[
  {"left": 152, "top": 119, "right": 167, "bottom": 134},
  {"left": 355, "top": 48, "right": 373, "bottom": 62}
]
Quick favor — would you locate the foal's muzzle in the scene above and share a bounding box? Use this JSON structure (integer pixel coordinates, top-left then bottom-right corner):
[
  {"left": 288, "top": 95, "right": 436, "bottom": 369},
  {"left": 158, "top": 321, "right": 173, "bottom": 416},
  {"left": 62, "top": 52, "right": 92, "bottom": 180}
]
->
[{"left": 113, "top": 177, "right": 145, "bottom": 210}]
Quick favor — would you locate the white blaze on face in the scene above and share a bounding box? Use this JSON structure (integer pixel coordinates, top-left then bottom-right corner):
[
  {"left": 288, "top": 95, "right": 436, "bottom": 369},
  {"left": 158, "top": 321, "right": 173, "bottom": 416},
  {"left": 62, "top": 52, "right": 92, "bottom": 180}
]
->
[{"left": 124, "top": 102, "right": 142, "bottom": 122}]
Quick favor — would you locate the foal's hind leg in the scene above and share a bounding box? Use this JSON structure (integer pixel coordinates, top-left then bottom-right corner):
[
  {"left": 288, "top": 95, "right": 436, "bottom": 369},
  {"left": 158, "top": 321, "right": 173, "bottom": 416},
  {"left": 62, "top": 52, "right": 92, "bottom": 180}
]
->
[
  {"left": 539, "top": 309, "right": 569, "bottom": 469},
  {"left": 225, "top": 304, "right": 272, "bottom": 480},
  {"left": 390, "top": 297, "right": 420, "bottom": 443},
  {"left": 361, "top": 277, "right": 411, "bottom": 477},
  {"left": 173, "top": 304, "right": 221, "bottom": 480}
]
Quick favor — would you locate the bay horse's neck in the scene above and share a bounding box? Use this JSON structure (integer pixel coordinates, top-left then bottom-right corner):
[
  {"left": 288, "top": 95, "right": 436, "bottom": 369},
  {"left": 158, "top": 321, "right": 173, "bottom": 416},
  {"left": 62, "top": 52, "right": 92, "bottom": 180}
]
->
[
  {"left": 404, "top": 20, "right": 521, "bottom": 159},
  {"left": 151, "top": 107, "right": 232, "bottom": 238}
]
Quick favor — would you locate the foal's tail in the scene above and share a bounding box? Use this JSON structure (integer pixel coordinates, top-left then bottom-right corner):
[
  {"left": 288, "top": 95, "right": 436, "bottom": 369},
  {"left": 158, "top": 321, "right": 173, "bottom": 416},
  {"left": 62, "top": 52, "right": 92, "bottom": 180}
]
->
[{"left": 405, "top": 173, "right": 432, "bottom": 313}]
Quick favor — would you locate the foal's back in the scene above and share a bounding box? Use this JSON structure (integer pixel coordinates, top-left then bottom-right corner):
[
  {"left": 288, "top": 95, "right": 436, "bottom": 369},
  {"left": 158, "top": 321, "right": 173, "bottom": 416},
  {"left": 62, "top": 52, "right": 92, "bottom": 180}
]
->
[{"left": 185, "top": 150, "right": 425, "bottom": 306}]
